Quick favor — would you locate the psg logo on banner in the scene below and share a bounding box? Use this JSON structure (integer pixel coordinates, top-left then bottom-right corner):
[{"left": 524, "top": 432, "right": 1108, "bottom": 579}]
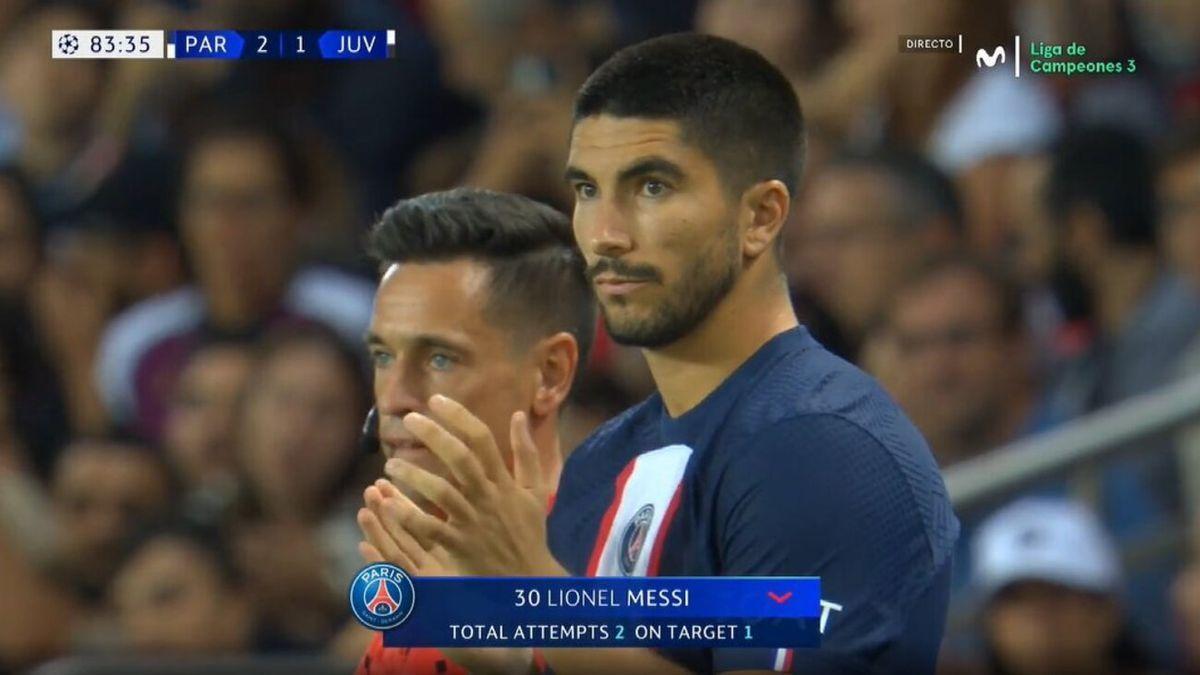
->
[{"left": 349, "top": 562, "right": 416, "bottom": 631}]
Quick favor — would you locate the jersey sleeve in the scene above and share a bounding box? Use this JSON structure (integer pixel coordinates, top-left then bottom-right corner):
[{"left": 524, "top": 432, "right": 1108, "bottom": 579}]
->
[{"left": 711, "top": 414, "right": 951, "bottom": 673}]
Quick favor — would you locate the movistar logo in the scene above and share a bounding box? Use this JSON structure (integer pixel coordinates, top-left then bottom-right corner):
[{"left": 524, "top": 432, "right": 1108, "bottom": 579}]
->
[{"left": 976, "top": 46, "right": 1006, "bottom": 68}]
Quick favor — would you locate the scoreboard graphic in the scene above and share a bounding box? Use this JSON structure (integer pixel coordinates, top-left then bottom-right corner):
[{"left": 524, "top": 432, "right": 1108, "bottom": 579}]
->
[{"left": 51, "top": 29, "right": 398, "bottom": 60}]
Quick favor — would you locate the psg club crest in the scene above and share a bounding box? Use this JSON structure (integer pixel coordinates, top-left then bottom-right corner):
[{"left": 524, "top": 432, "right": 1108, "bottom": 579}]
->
[
  {"left": 349, "top": 563, "right": 416, "bottom": 631},
  {"left": 619, "top": 504, "right": 655, "bottom": 575}
]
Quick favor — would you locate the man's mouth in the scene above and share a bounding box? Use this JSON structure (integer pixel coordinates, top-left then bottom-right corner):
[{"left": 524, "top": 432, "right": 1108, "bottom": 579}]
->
[{"left": 593, "top": 275, "right": 651, "bottom": 296}]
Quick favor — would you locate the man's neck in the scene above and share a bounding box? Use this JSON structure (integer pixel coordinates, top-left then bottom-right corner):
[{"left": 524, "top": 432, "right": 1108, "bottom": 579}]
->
[
  {"left": 1091, "top": 249, "right": 1158, "bottom": 336},
  {"left": 644, "top": 275, "right": 798, "bottom": 418}
]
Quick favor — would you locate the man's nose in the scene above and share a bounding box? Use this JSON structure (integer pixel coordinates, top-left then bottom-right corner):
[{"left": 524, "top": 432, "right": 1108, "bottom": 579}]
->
[
  {"left": 375, "top": 365, "right": 425, "bottom": 419},
  {"left": 589, "top": 198, "right": 634, "bottom": 259}
]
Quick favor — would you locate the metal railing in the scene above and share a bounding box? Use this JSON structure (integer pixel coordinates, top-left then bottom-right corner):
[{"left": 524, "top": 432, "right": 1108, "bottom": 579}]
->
[
  {"left": 945, "top": 370, "right": 1200, "bottom": 515},
  {"left": 940, "top": 370, "right": 1200, "bottom": 659}
]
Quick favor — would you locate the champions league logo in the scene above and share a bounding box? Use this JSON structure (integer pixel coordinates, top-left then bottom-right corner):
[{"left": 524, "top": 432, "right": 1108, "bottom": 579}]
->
[
  {"left": 57, "top": 33, "right": 79, "bottom": 55},
  {"left": 619, "top": 504, "right": 655, "bottom": 575},
  {"left": 349, "top": 563, "right": 416, "bottom": 631}
]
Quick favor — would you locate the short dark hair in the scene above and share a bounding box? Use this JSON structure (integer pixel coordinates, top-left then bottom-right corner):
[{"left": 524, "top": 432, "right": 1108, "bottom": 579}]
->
[
  {"left": 574, "top": 33, "right": 804, "bottom": 196},
  {"left": 891, "top": 255, "right": 1024, "bottom": 338},
  {"left": 368, "top": 188, "right": 596, "bottom": 367},
  {"left": 182, "top": 109, "right": 311, "bottom": 204},
  {"left": 119, "top": 519, "right": 242, "bottom": 589},
  {"left": 1046, "top": 126, "right": 1157, "bottom": 247},
  {"left": 825, "top": 147, "right": 965, "bottom": 236}
]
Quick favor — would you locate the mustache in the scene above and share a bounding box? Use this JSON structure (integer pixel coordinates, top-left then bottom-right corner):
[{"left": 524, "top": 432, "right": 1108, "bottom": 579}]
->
[{"left": 586, "top": 258, "right": 662, "bottom": 283}]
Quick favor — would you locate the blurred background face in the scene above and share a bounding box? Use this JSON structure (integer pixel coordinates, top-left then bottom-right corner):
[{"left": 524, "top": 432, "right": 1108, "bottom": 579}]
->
[
  {"left": 164, "top": 344, "right": 255, "bottom": 490},
  {"left": 985, "top": 581, "right": 1122, "bottom": 675},
  {"left": 696, "top": 0, "right": 808, "bottom": 74},
  {"left": 1160, "top": 150, "right": 1200, "bottom": 289},
  {"left": 568, "top": 116, "right": 742, "bottom": 348},
  {"left": 51, "top": 443, "right": 170, "bottom": 588},
  {"left": 239, "top": 340, "right": 362, "bottom": 519},
  {"left": 0, "top": 176, "right": 38, "bottom": 299},
  {"left": 112, "top": 537, "right": 251, "bottom": 654},
  {"left": 0, "top": 6, "right": 105, "bottom": 138},
  {"left": 369, "top": 259, "right": 533, "bottom": 490},
  {"left": 889, "top": 269, "right": 1015, "bottom": 455},
  {"left": 1128, "top": 0, "right": 1200, "bottom": 67},
  {"left": 798, "top": 167, "right": 910, "bottom": 337},
  {"left": 426, "top": 0, "right": 522, "bottom": 99},
  {"left": 181, "top": 136, "right": 299, "bottom": 318},
  {"left": 838, "top": 0, "right": 955, "bottom": 38}
]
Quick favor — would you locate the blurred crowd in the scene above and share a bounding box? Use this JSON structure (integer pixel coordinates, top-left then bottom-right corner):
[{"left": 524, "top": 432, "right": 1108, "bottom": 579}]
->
[{"left": 2, "top": 0, "right": 1200, "bottom": 673}]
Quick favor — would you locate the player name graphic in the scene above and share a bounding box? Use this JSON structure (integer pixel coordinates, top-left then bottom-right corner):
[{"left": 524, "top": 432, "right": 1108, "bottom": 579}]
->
[{"left": 516, "top": 587, "right": 690, "bottom": 608}]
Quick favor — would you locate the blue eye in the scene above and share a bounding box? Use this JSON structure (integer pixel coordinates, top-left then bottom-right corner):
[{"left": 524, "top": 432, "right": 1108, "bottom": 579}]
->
[
  {"left": 429, "top": 353, "right": 455, "bottom": 372},
  {"left": 641, "top": 180, "right": 669, "bottom": 197},
  {"left": 574, "top": 183, "right": 598, "bottom": 200},
  {"left": 370, "top": 350, "right": 393, "bottom": 369}
]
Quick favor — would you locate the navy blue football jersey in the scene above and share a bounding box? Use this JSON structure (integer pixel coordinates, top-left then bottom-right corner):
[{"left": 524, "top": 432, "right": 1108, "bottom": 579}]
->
[{"left": 548, "top": 327, "right": 959, "bottom": 673}]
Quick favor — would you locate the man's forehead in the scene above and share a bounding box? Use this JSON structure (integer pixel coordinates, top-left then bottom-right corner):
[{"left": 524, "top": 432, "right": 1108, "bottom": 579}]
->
[
  {"left": 371, "top": 259, "right": 497, "bottom": 342},
  {"left": 569, "top": 116, "right": 694, "bottom": 161},
  {"left": 378, "top": 259, "right": 489, "bottom": 298}
]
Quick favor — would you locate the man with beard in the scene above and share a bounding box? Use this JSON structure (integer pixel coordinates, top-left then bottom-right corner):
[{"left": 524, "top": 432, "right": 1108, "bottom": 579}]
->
[{"left": 379, "top": 34, "right": 958, "bottom": 673}]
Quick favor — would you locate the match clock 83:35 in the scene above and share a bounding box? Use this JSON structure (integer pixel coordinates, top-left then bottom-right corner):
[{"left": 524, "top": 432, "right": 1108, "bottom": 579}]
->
[{"left": 52, "top": 30, "right": 165, "bottom": 59}]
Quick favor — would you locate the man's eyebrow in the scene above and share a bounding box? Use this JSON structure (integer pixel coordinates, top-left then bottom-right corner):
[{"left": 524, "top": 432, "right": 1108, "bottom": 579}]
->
[
  {"left": 564, "top": 166, "right": 593, "bottom": 183},
  {"left": 565, "top": 157, "right": 686, "bottom": 186},
  {"left": 364, "top": 331, "right": 470, "bottom": 354},
  {"left": 616, "top": 157, "right": 685, "bottom": 184}
]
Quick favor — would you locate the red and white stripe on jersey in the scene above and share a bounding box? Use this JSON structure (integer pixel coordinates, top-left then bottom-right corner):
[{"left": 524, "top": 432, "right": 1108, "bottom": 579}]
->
[
  {"left": 586, "top": 444, "right": 692, "bottom": 577},
  {"left": 773, "top": 647, "right": 794, "bottom": 671}
]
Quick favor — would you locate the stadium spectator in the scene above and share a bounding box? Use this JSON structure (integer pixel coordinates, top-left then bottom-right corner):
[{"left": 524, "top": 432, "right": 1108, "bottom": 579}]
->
[
  {"left": 793, "top": 148, "right": 963, "bottom": 359},
  {"left": 0, "top": 437, "right": 172, "bottom": 665},
  {"left": 95, "top": 113, "right": 373, "bottom": 442},
  {"left": 406, "top": 0, "right": 591, "bottom": 210},
  {"left": 1044, "top": 126, "right": 1200, "bottom": 659},
  {"left": 231, "top": 327, "right": 372, "bottom": 649},
  {"left": 1045, "top": 126, "right": 1200, "bottom": 414},
  {"left": 1159, "top": 124, "right": 1200, "bottom": 291},
  {"left": 111, "top": 523, "right": 256, "bottom": 655},
  {"left": 971, "top": 497, "right": 1157, "bottom": 675},
  {"left": 48, "top": 439, "right": 173, "bottom": 603},
  {"left": 695, "top": 0, "right": 843, "bottom": 80},
  {"left": 873, "top": 257, "right": 1050, "bottom": 467},
  {"left": 0, "top": 1, "right": 110, "bottom": 214},
  {"left": 162, "top": 338, "right": 256, "bottom": 526}
]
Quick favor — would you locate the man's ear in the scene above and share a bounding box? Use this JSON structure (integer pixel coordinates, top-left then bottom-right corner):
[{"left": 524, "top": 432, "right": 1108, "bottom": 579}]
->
[
  {"left": 741, "top": 179, "right": 790, "bottom": 260},
  {"left": 531, "top": 332, "right": 580, "bottom": 418}
]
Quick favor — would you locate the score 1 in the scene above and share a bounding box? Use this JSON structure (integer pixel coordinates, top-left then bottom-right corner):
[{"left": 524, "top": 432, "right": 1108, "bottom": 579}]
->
[{"left": 284, "top": 31, "right": 324, "bottom": 59}]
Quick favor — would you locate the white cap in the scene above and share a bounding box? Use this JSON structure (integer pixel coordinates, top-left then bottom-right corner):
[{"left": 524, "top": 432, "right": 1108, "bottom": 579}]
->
[{"left": 972, "top": 497, "right": 1122, "bottom": 600}]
